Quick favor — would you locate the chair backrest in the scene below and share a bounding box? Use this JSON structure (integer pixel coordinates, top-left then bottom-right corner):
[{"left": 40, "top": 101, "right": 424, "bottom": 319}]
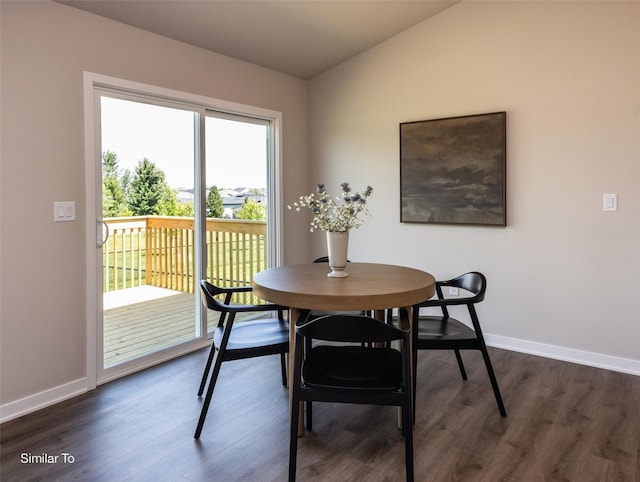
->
[
  {"left": 444, "top": 272, "right": 486, "bottom": 303},
  {"left": 199, "top": 280, "right": 232, "bottom": 312},
  {"left": 297, "top": 314, "right": 405, "bottom": 344},
  {"left": 432, "top": 272, "right": 485, "bottom": 322},
  {"left": 313, "top": 256, "right": 351, "bottom": 264},
  {"left": 200, "top": 279, "right": 285, "bottom": 317},
  {"left": 418, "top": 272, "right": 486, "bottom": 320}
]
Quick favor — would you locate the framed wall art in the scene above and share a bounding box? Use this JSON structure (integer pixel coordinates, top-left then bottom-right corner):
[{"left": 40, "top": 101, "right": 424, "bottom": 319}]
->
[{"left": 400, "top": 111, "right": 506, "bottom": 226}]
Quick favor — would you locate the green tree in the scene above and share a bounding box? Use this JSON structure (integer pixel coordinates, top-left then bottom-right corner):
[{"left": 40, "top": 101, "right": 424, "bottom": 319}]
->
[
  {"left": 127, "top": 158, "right": 170, "bottom": 215},
  {"left": 102, "top": 150, "right": 119, "bottom": 177},
  {"left": 206, "top": 185, "right": 224, "bottom": 218},
  {"left": 102, "top": 150, "right": 128, "bottom": 217},
  {"left": 236, "top": 199, "right": 266, "bottom": 220},
  {"left": 120, "top": 169, "right": 132, "bottom": 200},
  {"left": 157, "top": 188, "right": 194, "bottom": 216}
]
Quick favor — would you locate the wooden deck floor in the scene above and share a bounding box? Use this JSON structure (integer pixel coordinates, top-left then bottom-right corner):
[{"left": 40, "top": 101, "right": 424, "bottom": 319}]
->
[
  {"left": 103, "top": 286, "right": 263, "bottom": 367},
  {"left": 104, "top": 288, "right": 200, "bottom": 367}
]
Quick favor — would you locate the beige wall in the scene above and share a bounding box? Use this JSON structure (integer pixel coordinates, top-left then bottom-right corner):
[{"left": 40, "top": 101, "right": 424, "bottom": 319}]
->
[
  {"left": 0, "top": 1, "right": 308, "bottom": 408},
  {"left": 307, "top": 2, "right": 640, "bottom": 363}
]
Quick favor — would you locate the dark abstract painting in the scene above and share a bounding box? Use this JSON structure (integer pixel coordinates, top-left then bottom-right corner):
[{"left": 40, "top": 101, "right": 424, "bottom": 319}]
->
[{"left": 400, "top": 112, "right": 506, "bottom": 226}]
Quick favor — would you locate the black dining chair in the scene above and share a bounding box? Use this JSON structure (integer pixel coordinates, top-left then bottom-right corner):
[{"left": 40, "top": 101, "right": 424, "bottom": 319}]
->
[
  {"left": 410, "top": 272, "right": 506, "bottom": 418},
  {"left": 288, "top": 313, "right": 414, "bottom": 482},
  {"left": 299, "top": 256, "right": 374, "bottom": 426},
  {"left": 195, "top": 280, "right": 289, "bottom": 439}
]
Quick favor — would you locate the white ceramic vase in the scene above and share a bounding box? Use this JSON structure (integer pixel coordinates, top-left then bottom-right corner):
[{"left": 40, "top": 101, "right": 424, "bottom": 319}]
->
[{"left": 326, "top": 231, "right": 349, "bottom": 278}]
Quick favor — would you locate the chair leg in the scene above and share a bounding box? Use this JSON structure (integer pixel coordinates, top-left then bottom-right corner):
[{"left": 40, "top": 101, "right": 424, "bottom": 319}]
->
[
  {"left": 305, "top": 401, "right": 312, "bottom": 431},
  {"left": 194, "top": 352, "right": 224, "bottom": 439},
  {"left": 479, "top": 346, "right": 507, "bottom": 417},
  {"left": 288, "top": 396, "right": 301, "bottom": 481},
  {"left": 412, "top": 346, "right": 418, "bottom": 422},
  {"left": 454, "top": 349, "right": 468, "bottom": 380},
  {"left": 402, "top": 399, "right": 414, "bottom": 482},
  {"left": 198, "top": 342, "right": 217, "bottom": 396},
  {"left": 280, "top": 352, "right": 287, "bottom": 386}
]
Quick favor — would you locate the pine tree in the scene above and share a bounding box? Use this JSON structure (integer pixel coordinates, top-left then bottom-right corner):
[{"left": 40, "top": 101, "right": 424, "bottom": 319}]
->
[
  {"left": 127, "top": 158, "right": 170, "bottom": 215},
  {"left": 102, "top": 150, "right": 128, "bottom": 217},
  {"left": 206, "top": 185, "right": 224, "bottom": 218}
]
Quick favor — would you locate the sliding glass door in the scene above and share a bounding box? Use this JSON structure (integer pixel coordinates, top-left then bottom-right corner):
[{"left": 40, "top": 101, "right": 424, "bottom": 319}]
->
[
  {"left": 86, "top": 74, "right": 281, "bottom": 384},
  {"left": 99, "top": 95, "right": 200, "bottom": 373}
]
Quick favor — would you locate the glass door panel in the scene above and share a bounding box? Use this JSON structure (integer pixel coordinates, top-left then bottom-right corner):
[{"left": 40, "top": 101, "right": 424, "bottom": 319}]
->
[
  {"left": 204, "top": 114, "right": 269, "bottom": 331},
  {"left": 100, "top": 95, "right": 198, "bottom": 370}
]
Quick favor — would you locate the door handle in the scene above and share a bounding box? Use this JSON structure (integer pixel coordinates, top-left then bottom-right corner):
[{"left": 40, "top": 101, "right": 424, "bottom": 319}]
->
[{"left": 97, "top": 219, "right": 109, "bottom": 248}]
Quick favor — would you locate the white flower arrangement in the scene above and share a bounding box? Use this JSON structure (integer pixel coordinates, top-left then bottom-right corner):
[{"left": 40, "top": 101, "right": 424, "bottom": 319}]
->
[{"left": 288, "top": 182, "right": 373, "bottom": 232}]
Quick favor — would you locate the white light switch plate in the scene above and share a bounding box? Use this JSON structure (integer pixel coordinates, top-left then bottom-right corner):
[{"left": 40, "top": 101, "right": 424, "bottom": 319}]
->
[
  {"left": 603, "top": 194, "right": 617, "bottom": 212},
  {"left": 54, "top": 201, "right": 76, "bottom": 222}
]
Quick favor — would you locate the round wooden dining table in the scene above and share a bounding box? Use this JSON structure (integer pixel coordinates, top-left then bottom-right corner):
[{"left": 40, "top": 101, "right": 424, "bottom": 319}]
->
[{"left": 253, "top": 262, "right": 436, "bottom": 436}]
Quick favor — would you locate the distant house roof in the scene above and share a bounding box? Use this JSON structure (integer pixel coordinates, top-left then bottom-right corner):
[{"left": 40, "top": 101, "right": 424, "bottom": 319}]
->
[
  {"left": 219, "top": 188, "right": 243, "bottom": 198},
  {"left": 177, "top": 190, "right": 194, "bottom": 202}
]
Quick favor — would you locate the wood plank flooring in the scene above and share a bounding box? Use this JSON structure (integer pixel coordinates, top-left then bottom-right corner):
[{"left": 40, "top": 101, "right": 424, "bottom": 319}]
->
[{"left": 1, "top": 347, "right": 638, "bottom": 481}]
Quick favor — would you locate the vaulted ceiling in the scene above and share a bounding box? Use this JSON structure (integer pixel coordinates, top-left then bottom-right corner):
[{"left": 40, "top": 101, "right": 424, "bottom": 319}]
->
[{"left": 57, "top": 0, "right": 459, "bottom": 79}]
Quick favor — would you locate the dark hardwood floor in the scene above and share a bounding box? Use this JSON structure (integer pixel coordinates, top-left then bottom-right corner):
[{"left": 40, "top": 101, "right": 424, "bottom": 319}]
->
[{"left": 1, "top": 346, "right": 638, "bottom": 481}]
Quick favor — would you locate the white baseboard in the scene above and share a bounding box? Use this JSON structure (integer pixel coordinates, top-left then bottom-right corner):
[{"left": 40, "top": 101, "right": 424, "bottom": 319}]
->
[
  {"left": 486, "top": 334, "right": 640, "bottom": 376},
  {"left": 0, "top": 341, "right": 207, "bottom": 424},
  {"left": 0, "top": 378, "right": 87, "bottom": 424}
]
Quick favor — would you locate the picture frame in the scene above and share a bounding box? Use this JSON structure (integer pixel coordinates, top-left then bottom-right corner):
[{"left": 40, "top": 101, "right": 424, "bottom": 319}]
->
[{"left": 400, "top": 112, "right": 506, "bottom": 226}]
